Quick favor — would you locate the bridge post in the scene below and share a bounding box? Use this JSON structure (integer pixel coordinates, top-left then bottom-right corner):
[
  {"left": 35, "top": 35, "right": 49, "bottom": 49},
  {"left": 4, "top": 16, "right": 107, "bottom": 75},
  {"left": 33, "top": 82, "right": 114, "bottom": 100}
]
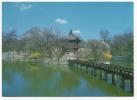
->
[
  {"left": 76, "top": 63, "right": 77, "bottom": 68},
  {"left": 112, "top": 73, "right": 115, "bottom": 85},
  {"left": 73, "top": 63, "right": 75, "bottom": 68},
  {"left": 81, "top": 65, "right": 84, "bottom": 72},
  {"left": 120, "top": 77, "right": 125, "bottom": 90},
  {"left": 91, "top": 67, "right": 94, "bottom": 75},
  {"left": 86, "top": 66, "right": 88, "bottom": 73},
  {"left": 68, "top": 61, "right": 70, "bottom": 66},
  {"left": 100, "top": 70, "right": 102, "bottom": 79},
  {"left": 83, "top": 65, "right": 85, "bottom": 72},
  {"left": 72, "top": 63, "right": 74, "bottom": 67},
  {"left": 93, "top": 68, "right": 96, "bottom": 76},
  {"left": 80, "top": 64, "right": 82, "bottom": 71},
  {"left": 78, "top": 64, "right": 80, "bottom": 70},
  {"left": 80, "top": 65, "right": 83, "bottom": 71},
  {"left": 70, "top": 62, "right": 72, "bottom": 67},
  {"left": 104, "top": 71, "right": 107, "bottom": 82},
  {"left": 130, "top": 78, "right": 134, "bottom": 93},
  {"left": 91, "top": 68, "right": 96, "bottom": 76},
  {"left": 81, "top": 64, "right": 83, "bottom": 72}
]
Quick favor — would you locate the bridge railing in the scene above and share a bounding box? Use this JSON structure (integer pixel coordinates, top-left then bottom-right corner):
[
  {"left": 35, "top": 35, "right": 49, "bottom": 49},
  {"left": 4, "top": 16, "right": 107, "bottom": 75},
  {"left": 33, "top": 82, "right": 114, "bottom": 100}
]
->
[{"left": 68, "top": 59, "right": 133, "bottom": 79}]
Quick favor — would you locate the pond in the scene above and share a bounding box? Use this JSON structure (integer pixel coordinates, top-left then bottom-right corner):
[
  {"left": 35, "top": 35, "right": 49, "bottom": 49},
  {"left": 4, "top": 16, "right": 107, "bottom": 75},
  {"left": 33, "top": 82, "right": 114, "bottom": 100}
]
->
[{"left": 2, "top": 59, "right": 133, "bottom": 96}]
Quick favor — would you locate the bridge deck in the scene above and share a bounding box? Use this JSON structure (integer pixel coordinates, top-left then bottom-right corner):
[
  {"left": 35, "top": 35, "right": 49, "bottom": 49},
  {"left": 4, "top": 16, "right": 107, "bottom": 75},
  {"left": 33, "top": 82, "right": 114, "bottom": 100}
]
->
[{"left": 68, "top": 60, "right": 133, "bottom": 79}]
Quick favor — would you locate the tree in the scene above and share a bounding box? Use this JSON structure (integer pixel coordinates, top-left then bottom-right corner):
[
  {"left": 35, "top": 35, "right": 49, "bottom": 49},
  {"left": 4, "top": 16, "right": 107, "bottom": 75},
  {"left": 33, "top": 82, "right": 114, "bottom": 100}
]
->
[
  {"left": 20, "top": 26, "right": 66, "bottom": 60},
  {"left": 2, "top": 29, "right": 18, "bottom": 52},
  {"left": 110, "top": 32, "right": 133, "bottom": 61},
  {"left": 100, "top": 30, "right": 109, "bottom": 43},
  {"left": 86, "top": 40, "right": 101, "bottom": 59},
  {"left": 50, "top": 28, "right": 65, "bottom": 61}
]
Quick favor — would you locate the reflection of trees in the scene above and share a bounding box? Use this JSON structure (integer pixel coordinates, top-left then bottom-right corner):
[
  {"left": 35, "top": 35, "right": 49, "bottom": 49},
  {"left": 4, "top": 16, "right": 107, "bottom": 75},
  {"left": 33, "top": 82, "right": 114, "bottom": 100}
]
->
[
  {"left": 24, "top": 63, "right": 55, "bottom": 80},
  {"left": 3, "top": 60, "right": 80, "bottom": 96},
  {"left": 3, "top": 60, "right": 56, "bottom": 81},
  {"left": 18, "top": 63, "right": 59, "bottom": 96},
  {"left": 2, "top": 60, "right": 22, "bottom": 84},
  {"left": 23, "top": 63, "right": 80, "bottom": 96},
  {"left": 2, "top": 65, "right": 13, "bottom": 84},
  {"left": 58, "top": 71, "right": 79, "bottom": 89},
  {"left": 3, "top": 60, "right": 58, "bottom": 96}
]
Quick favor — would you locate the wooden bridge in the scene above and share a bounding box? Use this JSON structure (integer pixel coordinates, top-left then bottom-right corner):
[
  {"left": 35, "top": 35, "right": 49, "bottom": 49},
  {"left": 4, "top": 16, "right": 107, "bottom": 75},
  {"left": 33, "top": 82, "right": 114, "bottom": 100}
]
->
[{"left": 68, "top": 59, "right": 134, "bottom": 93}]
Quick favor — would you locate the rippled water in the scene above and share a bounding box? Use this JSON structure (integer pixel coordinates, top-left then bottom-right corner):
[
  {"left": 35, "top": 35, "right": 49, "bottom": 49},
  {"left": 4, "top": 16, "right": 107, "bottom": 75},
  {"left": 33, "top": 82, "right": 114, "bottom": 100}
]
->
[{"left": 2, "top": 59, "right": 132, "bottom": 96}]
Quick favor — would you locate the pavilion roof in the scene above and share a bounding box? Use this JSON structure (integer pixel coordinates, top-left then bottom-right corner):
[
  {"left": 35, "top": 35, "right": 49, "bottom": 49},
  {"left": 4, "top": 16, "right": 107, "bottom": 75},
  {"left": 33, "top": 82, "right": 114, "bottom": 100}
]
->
[{"left": 64, "top": 30, "right": 80, "bottom": 41}]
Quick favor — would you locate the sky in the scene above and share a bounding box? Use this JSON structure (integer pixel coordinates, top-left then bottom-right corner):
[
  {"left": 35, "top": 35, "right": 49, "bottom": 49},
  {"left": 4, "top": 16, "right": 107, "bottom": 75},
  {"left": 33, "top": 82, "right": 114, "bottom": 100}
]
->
[{"left": 2, "top": 2, "right": 133, "bottom": 40}]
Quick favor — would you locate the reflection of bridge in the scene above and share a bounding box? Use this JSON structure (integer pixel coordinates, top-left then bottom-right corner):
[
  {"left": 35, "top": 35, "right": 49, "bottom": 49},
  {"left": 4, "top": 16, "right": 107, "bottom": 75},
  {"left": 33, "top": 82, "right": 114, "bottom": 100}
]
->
[{"left": 68, "top": 60, "right": 133, "bottom": 93}]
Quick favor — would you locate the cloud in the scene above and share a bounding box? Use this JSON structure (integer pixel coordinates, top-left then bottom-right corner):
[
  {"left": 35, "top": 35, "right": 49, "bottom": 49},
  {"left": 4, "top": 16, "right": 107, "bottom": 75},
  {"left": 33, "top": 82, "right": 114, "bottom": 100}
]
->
[
  {"left": 55, "top": 18, "right": 68, "bottom": 24},
  {"left": 16, "top": 3, "right": 32, "bottom": 10},
  {"left": 8, "top": 26, "right": 15, "bottom": 31},
  {"left": 73, "top": 30, "right": 81, "bottom": 35}
]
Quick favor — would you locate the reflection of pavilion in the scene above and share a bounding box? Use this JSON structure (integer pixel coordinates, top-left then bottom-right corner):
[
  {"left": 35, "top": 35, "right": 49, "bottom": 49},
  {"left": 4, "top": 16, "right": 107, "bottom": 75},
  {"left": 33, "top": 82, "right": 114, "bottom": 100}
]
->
[{"left": 64, "top": 30, "right": 81, "bottom": 60}]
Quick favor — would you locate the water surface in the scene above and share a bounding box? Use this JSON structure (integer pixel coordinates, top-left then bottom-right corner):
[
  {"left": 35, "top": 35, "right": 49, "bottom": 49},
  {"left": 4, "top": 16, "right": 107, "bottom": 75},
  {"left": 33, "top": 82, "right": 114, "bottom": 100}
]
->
[{"left": 2, "top": 59, "right": 132, "bottom": 96}]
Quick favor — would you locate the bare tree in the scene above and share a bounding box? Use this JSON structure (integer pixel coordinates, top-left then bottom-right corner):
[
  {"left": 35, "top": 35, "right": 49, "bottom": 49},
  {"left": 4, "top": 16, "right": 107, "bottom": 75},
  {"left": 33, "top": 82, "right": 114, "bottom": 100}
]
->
[
  {"left": 2, "top": 29, "right": 18, "bottom": 52},
  {"left": 51, "top": 28, "right": 65, "bottom": 61},
  {"left": 100, "top": 30, "right": 109, "bottom": 42},
  {"left": 110, "top": 32, "right": 133, "bottom": 61}
]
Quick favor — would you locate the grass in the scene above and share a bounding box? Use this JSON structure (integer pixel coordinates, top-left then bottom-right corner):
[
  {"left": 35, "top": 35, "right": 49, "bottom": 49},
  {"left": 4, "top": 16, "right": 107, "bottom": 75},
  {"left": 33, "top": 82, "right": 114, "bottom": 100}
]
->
[{"left": 110, "top": 60, "right": 133, "bottom": 68}]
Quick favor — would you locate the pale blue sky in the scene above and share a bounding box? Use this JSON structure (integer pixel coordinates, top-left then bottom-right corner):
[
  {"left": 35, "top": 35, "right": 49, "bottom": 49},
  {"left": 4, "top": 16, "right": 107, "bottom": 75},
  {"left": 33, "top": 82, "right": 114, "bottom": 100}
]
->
[{"left": 3, "top": 2, "right": 133, "bottom": 40}]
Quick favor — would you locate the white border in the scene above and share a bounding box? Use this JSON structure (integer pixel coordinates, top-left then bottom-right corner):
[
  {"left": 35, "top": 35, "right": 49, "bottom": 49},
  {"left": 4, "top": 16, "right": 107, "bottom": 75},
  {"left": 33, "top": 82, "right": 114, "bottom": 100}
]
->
[
  {"left": 0, "top": 0, "right": 136, "bottom": 100},
  {"left": 0, "top": 0, "right": 2, "bottom": 98},
  {"left": 1, "top": 0, "right": 135, "bottom": 2}
]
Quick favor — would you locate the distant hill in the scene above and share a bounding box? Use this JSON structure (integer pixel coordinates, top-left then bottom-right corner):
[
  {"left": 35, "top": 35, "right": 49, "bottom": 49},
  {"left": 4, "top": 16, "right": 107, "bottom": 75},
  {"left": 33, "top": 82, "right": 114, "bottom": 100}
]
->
[{"left": 21, "top": 27, "right": 42, "bottom": 39}]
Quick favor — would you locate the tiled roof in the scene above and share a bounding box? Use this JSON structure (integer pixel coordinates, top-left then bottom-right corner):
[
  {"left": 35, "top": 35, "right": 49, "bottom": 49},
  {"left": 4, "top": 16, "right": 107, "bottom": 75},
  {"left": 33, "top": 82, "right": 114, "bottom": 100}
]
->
[{"left": 64, "top": 30, "right": 80, "bottom": 41}]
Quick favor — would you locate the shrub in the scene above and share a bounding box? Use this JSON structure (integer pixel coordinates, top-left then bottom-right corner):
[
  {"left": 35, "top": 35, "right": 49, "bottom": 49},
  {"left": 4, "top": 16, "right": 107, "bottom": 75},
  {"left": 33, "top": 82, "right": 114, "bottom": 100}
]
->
[
  {"left": 30, "top": 52, "right": 41, "bottom": 59},
  {"left": 102, "top": 51, "right": 112, "bottom": 61}
]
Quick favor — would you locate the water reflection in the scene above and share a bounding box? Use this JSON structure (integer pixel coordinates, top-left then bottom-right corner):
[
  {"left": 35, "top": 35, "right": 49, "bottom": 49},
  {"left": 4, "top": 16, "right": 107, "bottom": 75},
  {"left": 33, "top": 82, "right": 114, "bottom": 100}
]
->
[
  {"left": 2, "top": 60, "right": 132, "bottom": 96},
  {"left": 69, "top": 67, "right": 132, "bottom": 96}
]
